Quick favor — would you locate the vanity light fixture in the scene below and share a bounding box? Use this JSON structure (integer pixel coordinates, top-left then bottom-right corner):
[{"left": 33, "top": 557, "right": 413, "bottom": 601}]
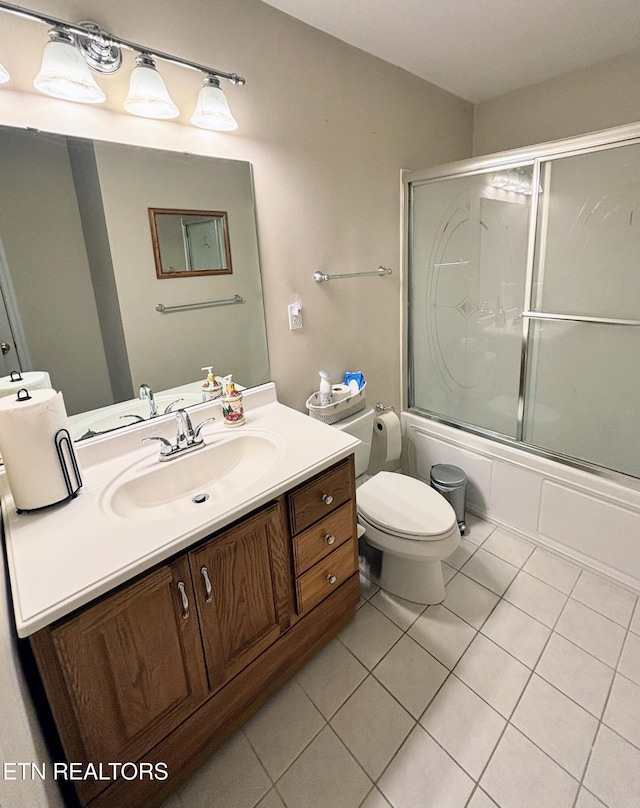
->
[
  {"left": 191, "top": 74, "right": 238, "bottom": 131},
  {"left": 33, "top": 27, "right": 106, "bottom": 103},
  {"left": 124, "top": 53, "right": 179, "bottom": 120},
  {"left": 0, "top": 0, "right": 245, "bottom": 129}
]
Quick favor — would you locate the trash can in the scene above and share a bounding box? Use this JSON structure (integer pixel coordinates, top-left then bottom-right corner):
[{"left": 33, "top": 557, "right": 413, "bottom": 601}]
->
[{"left": 430, "top": 464, "right": 468, "bottom": 536}]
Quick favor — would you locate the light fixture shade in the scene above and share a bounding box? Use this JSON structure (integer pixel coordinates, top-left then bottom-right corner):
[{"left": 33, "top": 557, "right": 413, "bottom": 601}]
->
[
  {"left": 0, "top": 62, "right": 9, "bottom": 85},
  {"left": 124, "top": 55, "right": 179, "bottom": 119},
  {"left": 34, "top": 31, "right": 106, "bottom": 104},
  {"left": 190, "top": 76, "right": 238, "bottom": 131}
]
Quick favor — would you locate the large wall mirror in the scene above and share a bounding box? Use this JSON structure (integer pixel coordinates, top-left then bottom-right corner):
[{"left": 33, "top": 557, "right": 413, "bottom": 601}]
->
[{"left": 0, "top": 125, "right": 270, "bottom": 439}]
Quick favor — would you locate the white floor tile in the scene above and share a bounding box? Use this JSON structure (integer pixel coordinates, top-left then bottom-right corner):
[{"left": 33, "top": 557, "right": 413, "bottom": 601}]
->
[
  {"left": 523, "top": 546, "right": 581, "bottom": 594},
  {"left": 572, "top": 570, "right": 637, "bottom": 627},
  {"left": 359, "top": 571, "right": 380, "bottom": 601},
  {"left": 444, "top": 538, "right": 478, "bottom": 570},
  {"left": 255, "top": 790, "right": 286, "bottom": 808},
  {"left": 574, "top": 788, "right": 606, "bottom": 808},
  {"left": 369, "top": 588, "right": 426, "bottom": 631},
  {"left": 481, "top": 725, "right": 579, "bottom": 808},
  {"left": 466, "top": 789, "right": 499, "bottom": 808},
  {"left": 460, "top": 548, "right": 519, "bottom": 596},
  {"left": 555, "top": 599, "right": 626, "bottom": 668},
  {"left": 442, "top": 562, "right": 457, "bottom": 584},
  {"left": 408, "top": 603, "right": 477, "bottom": 669},
  {"left": 176, "top": 731, "right": 271, "bottom": 808},
  {"left": 463, "top": 514, "right": 497, "bottom": 546},
  {"left": 453, "top": 633, "right": 531, "bottom": 718},
  {"left": 243, "top": 680, "right": 325, "bottom": 780},
  {"left": 378, "top": 725, "right": 475, "bottom": 808},
  {"left": 338, "top": 601, "right": 402, "bottom": 670},
  {"left": 511, "top": 673, "right": 598, "bottom": 779},
  {"left": 603, "top": 673, "right": 640, "bottom": 748},
  {"left": 503, "top": 570, "right": 567, "bottom": 628},
  {"left": 618, "top": 630, "right": 640, "bottom": 686},
  {"left": 443, "top": 572, "right": 499, "bottom": 629},
  {"left": 584, "top": 725, "right": 640, "bottom": 808},
  {"left": 481, "top": 599, "right": 551, "bottom": 668},
  {"left": 330, "top": 675, "right": 414, "bottom": 780},
  {"left": 295, "top": 637, "right": 367, "bottom": 719},
  {"left": 535, "top": 632, "right": 614, "bottom": 718},
  {"left": 630, "top": 602, "right": 640, "bottom": 635},
  {"left": 360, "top": 787, "right": 393, "bottom": 807},
  {"left": 373, "top": 635, "right": 448, "bottom": 718},
  {"left": 481, "top": 528, "right": 535, "bottom": 568},
  {"left": 420, "top": 675, "right": 505, "bottom": 780},
  {"left": 276, "top": 726, "right": 372, "bottom": 808}
]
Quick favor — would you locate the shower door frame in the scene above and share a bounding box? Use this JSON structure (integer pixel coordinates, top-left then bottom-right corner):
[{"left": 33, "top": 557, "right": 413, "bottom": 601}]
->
[{"left": 402, "top": 120, "right": 640, "bottom": 487}]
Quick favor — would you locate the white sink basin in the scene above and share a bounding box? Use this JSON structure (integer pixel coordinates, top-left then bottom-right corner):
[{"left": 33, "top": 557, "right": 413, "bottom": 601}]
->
[{"left": 101, "top": 432, "right": 283, "bottom": 520}]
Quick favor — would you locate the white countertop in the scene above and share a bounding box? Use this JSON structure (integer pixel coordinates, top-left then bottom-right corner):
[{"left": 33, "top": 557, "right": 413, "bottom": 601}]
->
[{"left": 2, "top": 384, "right": 359, "bottom": 637}]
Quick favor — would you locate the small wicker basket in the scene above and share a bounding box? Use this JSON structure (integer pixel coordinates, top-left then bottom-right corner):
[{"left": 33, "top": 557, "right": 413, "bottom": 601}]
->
[{"left": 306, "top": 382, "right": 367, "bottom": 425}]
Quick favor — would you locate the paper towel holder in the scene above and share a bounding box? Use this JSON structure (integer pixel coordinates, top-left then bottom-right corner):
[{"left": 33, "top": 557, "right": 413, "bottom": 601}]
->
[{"left": 15, "top": 426, "right": 83, "bottom": 513}]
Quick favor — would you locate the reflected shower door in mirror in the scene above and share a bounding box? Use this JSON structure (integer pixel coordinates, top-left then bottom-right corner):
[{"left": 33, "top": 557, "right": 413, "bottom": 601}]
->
[
  {"left": 409, "top": 166, "right": 532, "bottom": 436},
  {"left": 149, "top": 208, "right": 233, "bottom": 278},
  {"left": 0, "top": 125, "right": 270, "bottom": 437}
]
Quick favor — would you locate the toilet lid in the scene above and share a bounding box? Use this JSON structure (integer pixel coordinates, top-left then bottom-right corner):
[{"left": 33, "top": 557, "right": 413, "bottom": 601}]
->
[{"left": 357, "top": 472, "right": 457, "bottom": 538}]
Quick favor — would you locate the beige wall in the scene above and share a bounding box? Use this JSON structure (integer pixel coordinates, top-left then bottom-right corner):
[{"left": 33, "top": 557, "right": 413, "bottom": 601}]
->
[
  {"left": 474, "top": 48, "right": 640, "bottom": 156},
  {"left": 0, "top": 0, "right": 473, "bottom": 415}
]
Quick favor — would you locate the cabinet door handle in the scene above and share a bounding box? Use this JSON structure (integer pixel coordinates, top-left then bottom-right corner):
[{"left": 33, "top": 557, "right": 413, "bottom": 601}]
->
[
  {"left": 322, "top": 494, "right": 334, "bottom": 505},
  {"left": 177, "top": 581, "right": 190, "bottom": 619},
  {"left": 325, "top": 534, "right": 336, "bottom": 545},
  {"left": 201, "top": 566, "right": 213, "bottom": 603},
  {"left": 327, "top": 574, "right": 337, "bottom": 585}
]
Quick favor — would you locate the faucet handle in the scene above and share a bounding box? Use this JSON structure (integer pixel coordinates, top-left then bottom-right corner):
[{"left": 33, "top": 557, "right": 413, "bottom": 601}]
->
[
  {"left": 193, "top": 417, "right": 216, "bottom": 440},
  {"left": 164, "top": 398, "right": 184, "bottom": 414},
  {"left": 142, "top": 435, "right": 174, "bottom": 457}
]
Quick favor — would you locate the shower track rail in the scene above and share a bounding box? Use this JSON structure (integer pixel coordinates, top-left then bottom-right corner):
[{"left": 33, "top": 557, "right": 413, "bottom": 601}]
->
[{"left": 522, "top": 311, "right": 640, "bottom": 327}]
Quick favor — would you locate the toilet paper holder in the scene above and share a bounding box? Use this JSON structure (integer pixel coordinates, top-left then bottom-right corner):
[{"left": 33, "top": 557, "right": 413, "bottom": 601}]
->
[{"left": 375, "top": 401, "right": 395, "bottom": 414}]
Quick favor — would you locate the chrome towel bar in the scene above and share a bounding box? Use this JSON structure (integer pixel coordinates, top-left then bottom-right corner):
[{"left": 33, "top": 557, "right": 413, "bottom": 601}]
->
[
  {"left": 156, "top": 294, "right": 243, "bottom": 313},
  {"left": 313, "top": 266, "right": 393, "bottom": 283}
]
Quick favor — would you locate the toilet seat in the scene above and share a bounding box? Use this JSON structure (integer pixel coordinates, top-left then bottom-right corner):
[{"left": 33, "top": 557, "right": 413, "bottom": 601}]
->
[{"left": 357, "top": 471, "right": 457, "bottom": 541}]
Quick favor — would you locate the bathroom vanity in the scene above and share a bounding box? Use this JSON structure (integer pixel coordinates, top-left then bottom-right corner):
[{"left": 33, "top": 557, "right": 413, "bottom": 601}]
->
[{"left": 2, "top": 385, "right": 361, "bottom": 808}]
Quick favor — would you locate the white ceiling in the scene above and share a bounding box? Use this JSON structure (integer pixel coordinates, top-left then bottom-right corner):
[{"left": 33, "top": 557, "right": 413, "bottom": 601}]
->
[{"left": 260, "top": 0, "right": 640, "bottom": 103}]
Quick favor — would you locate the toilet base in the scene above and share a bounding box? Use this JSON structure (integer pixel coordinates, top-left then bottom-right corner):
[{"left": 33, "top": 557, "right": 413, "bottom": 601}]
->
[{"left": 378, "top": 552, "right": 446, "bottom": 605}]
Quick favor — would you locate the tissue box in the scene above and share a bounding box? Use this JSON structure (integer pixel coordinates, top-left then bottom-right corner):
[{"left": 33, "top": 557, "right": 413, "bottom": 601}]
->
[{"left": 306, "top": 382, "right": 367, "bottom": 425}]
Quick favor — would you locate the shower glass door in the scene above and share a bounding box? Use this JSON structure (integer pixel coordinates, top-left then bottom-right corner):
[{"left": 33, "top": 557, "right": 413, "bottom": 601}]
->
[
  {"left": 523, "top": 143, "right": 640, "bottom": 478},
  {"left": 409, "top": 166, "right": 532, "bottom": 437}
]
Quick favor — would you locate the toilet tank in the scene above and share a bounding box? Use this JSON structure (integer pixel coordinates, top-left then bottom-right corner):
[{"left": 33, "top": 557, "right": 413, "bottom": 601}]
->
[{"left": 332, "top": 407, "right": 375, "bottom": 477}]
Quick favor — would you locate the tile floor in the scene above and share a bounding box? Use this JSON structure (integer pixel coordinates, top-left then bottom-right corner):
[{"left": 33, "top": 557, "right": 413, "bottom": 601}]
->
[{"left": 162, "top": 514, "right": 640, "bottom": 808}]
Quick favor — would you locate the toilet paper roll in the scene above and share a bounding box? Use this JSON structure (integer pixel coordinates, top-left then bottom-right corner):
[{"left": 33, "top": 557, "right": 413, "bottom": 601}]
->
[
  {"left": 373, "top": 410, "right": 402, "bottom": 463},
  {"left": 0, "top": 371, "right": 52, "bottom": 398},
  {"left": 0, "top": 388, "right": 81, "bottom": 511}
]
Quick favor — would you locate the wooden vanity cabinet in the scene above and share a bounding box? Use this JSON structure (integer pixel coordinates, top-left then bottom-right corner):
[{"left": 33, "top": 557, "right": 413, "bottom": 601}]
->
[{"left": 27, "top": 457, "right": 360, "bottom": 808}]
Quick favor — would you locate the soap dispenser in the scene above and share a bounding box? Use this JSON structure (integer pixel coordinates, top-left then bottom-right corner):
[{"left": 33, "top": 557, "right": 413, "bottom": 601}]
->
[
  {"left": 221, "top": 375, "right": 245, "bottom": 426},
  {"left": 318, "top": 370, "right": 333, "bottom": 406},
  {"left": 201, "top": 366, "right": 222, "bottom": 401}
]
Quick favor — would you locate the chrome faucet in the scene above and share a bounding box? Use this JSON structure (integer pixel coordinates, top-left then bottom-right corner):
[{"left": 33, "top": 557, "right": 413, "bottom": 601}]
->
[
  {"left": 143, "top": 409, "right": 216, "bottom": 461},
  {"left": 139, "top": 384, "right": 158, "bottom": 418}
]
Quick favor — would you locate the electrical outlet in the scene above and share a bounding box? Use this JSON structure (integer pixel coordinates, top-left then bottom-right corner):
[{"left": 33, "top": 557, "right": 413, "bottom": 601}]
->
[{"left": 288, "top": 303, "right": 303, "bottom": 330}]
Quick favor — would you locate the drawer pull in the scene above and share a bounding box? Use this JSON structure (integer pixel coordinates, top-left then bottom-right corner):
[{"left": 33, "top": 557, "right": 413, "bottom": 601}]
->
[
  {"left": 322, "top": 494, "right": 334, "bottom": 505},
  {"left": 177, "top": 581, "right": 190, "bottom": 619},
  {"left": 327, "top": 574, "right": 337, "bottom": 585},
  {"left": 325, "top": 534, "right": 336, "bottom": 545},
  {"left": 201, "top": 566, "right": 213, "bottom": 603}
]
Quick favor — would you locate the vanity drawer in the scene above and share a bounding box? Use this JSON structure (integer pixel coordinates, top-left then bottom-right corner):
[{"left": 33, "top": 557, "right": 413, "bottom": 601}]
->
[
  {"left": 288, "top": 458, "right": 354, "bottom": 535},
  {"left": 292, "top": 502, "right": 355, "bottom": 576},
  {"left": 295, "top": 541, "right": 358, "bottom": 614}
]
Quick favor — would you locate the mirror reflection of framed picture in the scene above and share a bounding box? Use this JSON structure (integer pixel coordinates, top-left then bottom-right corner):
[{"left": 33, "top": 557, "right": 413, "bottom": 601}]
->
[{"left": 149, "top": 208, "right": 233, "bottom": 278}]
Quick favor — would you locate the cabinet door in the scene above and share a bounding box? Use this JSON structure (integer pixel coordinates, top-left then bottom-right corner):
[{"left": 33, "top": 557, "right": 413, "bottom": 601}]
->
[
  {"left": 30, "top": 556, "right": 209, "bottom": 776},
  {"left": 190, "top": 501, "right": 292, "bottom": 691}
]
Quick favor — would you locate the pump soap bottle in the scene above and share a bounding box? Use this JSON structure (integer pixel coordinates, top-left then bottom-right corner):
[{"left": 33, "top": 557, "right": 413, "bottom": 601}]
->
[
  {"left": 221, "top": 375, "right": 245, "bottom": 426},
  {"left": 201, "top": 366, "right": 222, "bottom": 401}
]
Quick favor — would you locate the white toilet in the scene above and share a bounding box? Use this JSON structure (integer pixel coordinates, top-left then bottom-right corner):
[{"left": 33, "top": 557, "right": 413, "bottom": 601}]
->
[{"left": 334, "top": 407, "right": 460, "bottom": 604}]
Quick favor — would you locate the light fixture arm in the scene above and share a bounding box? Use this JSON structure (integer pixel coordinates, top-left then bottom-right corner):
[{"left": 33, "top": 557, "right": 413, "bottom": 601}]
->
[{"left": 0, "top": 0, "right": 245, "bottom": 84}]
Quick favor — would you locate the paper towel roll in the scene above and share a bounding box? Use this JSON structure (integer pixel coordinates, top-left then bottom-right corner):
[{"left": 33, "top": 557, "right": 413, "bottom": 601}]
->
[
  {"left": 0, "top": 388, "right": 81, "bottom": 511},
  {"left": 374, "top": 411, "right": 402, "bottom": 463},
  {"left": 0, "top": 371, "right": 52, "bottom": 398}
]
